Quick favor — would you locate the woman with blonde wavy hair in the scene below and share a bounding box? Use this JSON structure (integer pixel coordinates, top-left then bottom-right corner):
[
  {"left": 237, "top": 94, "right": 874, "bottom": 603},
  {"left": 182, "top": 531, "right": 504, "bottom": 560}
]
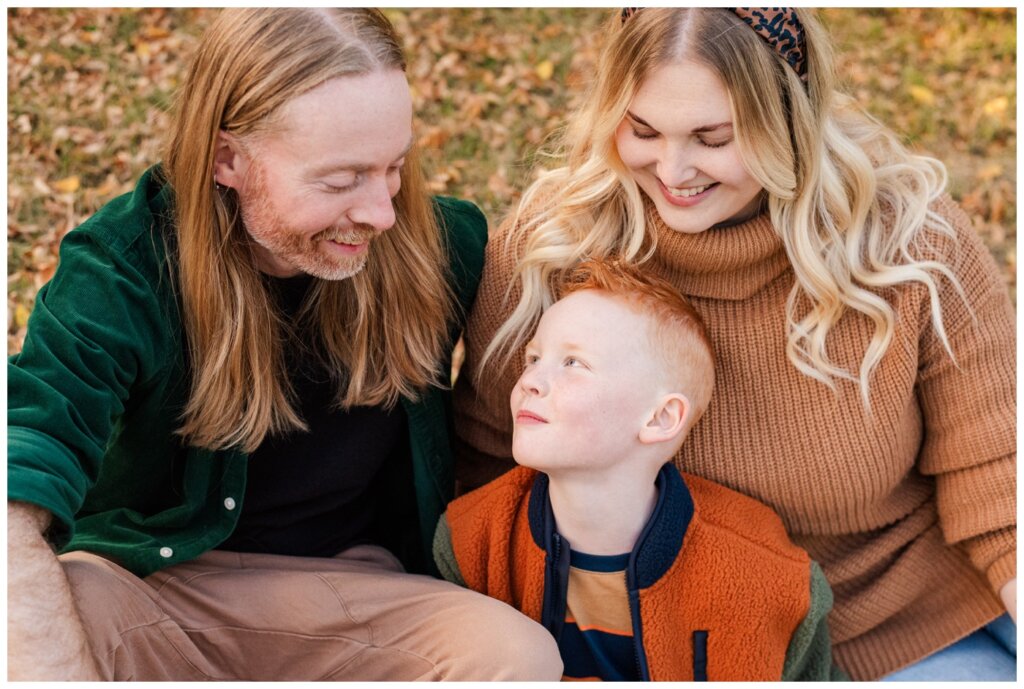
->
[
  {"left": 453, "top": 8, "right": 1016, "bottom": 680},
  {"left": 8, "top": 8, "right": 561, "bottom": 681}
]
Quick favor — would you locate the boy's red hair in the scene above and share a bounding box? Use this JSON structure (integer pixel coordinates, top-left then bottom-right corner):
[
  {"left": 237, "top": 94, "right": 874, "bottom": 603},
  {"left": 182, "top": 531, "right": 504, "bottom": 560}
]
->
[{"left": 560, "top": 259, "right": 716, "bottom": 430}]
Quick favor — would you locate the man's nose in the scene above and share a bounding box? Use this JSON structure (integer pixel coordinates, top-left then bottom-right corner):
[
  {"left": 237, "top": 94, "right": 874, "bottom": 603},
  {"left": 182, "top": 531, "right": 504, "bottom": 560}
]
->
[{"left": 348, "top": 177, "right": 397, "bottom": 231}]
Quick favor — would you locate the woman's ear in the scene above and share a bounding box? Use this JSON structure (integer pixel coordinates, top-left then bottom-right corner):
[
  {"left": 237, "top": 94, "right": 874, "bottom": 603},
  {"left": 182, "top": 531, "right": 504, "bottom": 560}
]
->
[
  {"left": 213, "top": 130, "right": 250, "bottom": 191},
  {"left": 639, "top": 393, "right": 690, "bottom": 445}
]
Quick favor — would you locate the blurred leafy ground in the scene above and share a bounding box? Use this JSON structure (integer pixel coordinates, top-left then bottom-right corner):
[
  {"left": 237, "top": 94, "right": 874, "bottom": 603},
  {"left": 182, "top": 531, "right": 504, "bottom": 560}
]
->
[{"left": 7, "top": 8, "right": 1016, "bottom": 353}]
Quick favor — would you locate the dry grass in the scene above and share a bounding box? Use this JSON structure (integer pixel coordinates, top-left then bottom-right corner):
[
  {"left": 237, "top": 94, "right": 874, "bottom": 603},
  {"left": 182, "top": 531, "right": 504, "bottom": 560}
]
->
[{"left": 7, "top": 8, "right": 1015, "bottom": 352}]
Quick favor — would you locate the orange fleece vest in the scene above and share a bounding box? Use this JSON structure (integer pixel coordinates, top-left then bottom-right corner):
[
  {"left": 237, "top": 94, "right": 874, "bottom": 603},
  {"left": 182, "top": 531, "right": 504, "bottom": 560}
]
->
[{"left": 445, "top": 465, "right": 818, "bottom": 681}]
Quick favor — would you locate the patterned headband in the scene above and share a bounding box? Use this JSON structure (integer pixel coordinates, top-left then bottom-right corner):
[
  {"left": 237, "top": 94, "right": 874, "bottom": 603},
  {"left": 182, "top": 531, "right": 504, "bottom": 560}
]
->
[{"left": 620, "top": 7, "right": 808, "bottom": 82}]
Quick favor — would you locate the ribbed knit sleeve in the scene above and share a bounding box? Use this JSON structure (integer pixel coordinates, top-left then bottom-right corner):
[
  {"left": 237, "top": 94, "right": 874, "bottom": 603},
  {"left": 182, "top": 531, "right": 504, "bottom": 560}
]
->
[{"left": 914, "top": 197, "right": 1016, "bottom": 591}]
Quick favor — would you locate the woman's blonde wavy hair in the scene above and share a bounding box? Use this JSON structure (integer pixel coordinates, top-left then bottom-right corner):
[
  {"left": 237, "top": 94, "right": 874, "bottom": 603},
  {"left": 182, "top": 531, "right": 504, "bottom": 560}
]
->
[
  {"left": 485, "top": 8, "right": 963, "bottom": 407},
  {"left": 163, "top": 8, "right": 453, "bottom": 452}
]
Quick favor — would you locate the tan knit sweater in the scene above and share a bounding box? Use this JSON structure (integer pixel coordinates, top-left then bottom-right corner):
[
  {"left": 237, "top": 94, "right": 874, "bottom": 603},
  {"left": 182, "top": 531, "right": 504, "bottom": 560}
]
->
[{"left": 452, "top": 196, "right": 1016, "bottom": 680}]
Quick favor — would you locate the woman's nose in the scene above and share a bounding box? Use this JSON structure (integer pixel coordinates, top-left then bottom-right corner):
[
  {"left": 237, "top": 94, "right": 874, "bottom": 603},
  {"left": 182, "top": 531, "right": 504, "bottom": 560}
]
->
[{"left": 657, "top": 143, "right": 699, "bottom": 188}]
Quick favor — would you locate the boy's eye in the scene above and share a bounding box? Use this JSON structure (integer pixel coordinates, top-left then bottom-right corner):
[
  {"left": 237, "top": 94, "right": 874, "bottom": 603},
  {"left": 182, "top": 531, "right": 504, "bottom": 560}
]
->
[{"left": 564, "top": 357, "right": 580, "bottom": 367}]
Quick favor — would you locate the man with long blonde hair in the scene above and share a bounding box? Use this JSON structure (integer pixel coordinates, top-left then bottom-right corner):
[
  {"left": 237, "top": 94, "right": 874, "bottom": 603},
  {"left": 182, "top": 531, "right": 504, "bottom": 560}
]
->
[{"left": 8, "top": 9, "right": 561, "bottom": 680}]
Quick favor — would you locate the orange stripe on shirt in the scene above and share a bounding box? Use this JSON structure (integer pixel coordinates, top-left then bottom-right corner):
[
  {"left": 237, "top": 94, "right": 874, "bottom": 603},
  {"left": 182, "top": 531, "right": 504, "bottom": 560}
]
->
[
  {"left": 566, "top": 566, "right": 632, "bottom": 633},
  {"left": 568, "top": 619, "right": 634, "bottom": 637}
]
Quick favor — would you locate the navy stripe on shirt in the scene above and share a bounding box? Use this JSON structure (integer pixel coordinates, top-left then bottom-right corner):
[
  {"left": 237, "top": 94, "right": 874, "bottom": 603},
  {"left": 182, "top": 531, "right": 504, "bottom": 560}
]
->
[{"left": 560, "top": 550, "right": 639, "bottom": 681}]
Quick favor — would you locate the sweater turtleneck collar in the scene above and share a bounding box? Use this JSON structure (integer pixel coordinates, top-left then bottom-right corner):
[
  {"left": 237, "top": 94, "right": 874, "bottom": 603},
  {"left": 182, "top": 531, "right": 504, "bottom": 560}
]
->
[{"left": 644, "top": 197, "right": 792, "bottom": 301}]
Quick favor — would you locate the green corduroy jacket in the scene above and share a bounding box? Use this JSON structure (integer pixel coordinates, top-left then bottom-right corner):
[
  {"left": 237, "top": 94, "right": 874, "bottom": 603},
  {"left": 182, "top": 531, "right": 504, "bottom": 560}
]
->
[{"left": 8, "top": 166, "right": 487, "bottom": 577}]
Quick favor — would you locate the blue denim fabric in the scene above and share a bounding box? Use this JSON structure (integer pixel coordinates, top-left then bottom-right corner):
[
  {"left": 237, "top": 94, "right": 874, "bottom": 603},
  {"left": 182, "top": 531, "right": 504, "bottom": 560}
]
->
[{"left": 882, "top": 614, "right": 1017, "bottom": 681}]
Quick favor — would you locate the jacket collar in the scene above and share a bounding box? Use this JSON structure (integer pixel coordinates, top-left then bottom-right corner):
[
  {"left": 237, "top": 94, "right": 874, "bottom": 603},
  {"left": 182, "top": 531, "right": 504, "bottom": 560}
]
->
[{"left": 527, "top": 463, "right": 695, "bottom": 588}]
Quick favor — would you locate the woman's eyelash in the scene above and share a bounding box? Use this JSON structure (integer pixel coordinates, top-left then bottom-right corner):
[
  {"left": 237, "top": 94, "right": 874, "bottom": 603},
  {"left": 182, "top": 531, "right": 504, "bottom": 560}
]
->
[{"left": 631, "top": 127, "right": 730, "bottom": 149}]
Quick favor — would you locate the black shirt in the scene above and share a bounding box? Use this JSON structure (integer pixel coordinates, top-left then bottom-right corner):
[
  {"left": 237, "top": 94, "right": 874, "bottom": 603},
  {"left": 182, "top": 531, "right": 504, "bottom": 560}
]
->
[{"left": 218, "top": 274, "right": 411, "bottom": 558}]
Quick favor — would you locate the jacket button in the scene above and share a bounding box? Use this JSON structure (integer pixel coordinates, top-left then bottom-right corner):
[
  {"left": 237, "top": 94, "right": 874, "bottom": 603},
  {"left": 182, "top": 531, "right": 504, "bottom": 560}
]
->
[
  {"left": 224, "top": 497, "right": 236, "bottom": 510},
  {"left": 159, "top": 547, "right": 174, "bottom": 558}
]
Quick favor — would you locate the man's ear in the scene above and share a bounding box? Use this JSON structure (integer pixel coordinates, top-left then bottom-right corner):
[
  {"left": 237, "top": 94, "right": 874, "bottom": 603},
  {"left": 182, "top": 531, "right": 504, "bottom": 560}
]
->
[
  {"left": 638, "top": 393, "right": 690, "bottom": 446},
  {"left": 213, "top": 130, "right": 251, "bottom": 191}
]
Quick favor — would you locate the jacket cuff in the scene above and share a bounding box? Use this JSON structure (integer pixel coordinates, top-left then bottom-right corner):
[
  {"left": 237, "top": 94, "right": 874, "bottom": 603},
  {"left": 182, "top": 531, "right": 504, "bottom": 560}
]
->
[{"left": 987, "top": 548, "right": 1017, "bottom": 592}]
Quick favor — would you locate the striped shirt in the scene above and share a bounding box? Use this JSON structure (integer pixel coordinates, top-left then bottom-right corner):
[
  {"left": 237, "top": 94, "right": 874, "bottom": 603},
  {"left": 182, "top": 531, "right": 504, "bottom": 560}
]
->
[{"left": 560, "top": 550, "right": 639, "bottom": 681}]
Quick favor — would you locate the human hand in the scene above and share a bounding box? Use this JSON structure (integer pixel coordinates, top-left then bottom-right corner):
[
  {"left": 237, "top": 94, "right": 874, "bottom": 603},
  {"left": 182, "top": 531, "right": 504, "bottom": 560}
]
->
[{"left": 999, "top": 577, "right": 1016, "bottom": 624}]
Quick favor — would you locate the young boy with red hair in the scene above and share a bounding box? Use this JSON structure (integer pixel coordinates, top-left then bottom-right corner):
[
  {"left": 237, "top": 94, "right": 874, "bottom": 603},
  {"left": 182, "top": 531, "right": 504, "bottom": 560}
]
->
[{"left": 435, "top": 259, "right": 845, "bottom": 681}]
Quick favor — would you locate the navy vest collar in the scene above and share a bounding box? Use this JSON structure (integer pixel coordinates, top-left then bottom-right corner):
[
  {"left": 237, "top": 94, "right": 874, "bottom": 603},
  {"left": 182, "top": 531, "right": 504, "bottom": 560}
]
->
[{"left": 527, "top": 463, "right": 695, "bottom": 589}]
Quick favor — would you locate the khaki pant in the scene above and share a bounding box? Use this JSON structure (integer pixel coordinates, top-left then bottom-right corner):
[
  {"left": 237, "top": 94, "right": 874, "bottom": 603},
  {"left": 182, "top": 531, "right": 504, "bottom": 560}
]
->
[{"left": 61, "top": 546, "right": 562, "bottom": 681}]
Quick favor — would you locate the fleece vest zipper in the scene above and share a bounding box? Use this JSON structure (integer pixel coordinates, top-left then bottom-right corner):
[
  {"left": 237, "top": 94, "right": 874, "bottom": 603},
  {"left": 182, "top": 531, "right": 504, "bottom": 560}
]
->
[{"left": 534, "top": 464, "right": 694, "bottom": 681}]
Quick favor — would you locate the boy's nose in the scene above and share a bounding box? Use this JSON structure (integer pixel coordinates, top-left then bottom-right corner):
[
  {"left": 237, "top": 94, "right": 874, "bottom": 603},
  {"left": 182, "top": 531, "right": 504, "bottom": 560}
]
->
[{"left": 517, "top": 368, "right": 547, "bottom": 397}]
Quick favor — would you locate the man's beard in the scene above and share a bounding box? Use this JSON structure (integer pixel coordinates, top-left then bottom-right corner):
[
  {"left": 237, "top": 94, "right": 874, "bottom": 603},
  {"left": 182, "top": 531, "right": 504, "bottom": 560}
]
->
[{"left": 239, "top": 165, "right": 379, "bottom": 281}]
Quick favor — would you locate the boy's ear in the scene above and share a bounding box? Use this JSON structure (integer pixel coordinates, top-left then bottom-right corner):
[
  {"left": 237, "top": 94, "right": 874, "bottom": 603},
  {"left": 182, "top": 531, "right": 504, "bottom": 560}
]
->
[
  {"left": 213, "top": 130, "right": 251, "bottom": 191},
  {"left": 639, "top": 393, "right": 690, "bottom": 446}
]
